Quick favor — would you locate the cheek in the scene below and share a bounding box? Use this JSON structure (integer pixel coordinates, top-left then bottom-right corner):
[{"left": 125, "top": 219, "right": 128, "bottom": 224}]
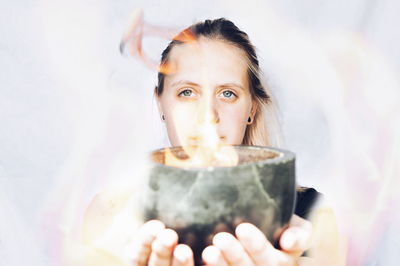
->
[
  {"left": 163, "top": 102, "right": 198, "bottom": 145},
  {"left": 218, "top": 105, "right": 250, "bottom": 145}
]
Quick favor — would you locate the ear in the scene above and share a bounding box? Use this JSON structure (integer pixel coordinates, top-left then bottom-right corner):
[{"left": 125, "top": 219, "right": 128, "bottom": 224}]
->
[{"left": 247, "top": 102, "right": 257, "bottom": 125}]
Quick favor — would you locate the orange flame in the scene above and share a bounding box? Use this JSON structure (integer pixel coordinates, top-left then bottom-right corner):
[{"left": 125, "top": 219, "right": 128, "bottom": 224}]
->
[
  {"left": 121, "top": 9, "right": 239, "bottom": 168},
  {"left": 120, "top": 8, "right": 181, "bottom": 73},
  {"left": 173, "top": 28, "right": 197, "bottom": 43},
  {"left": 165, "top": 85, "right": 239, "bottom": 168}
]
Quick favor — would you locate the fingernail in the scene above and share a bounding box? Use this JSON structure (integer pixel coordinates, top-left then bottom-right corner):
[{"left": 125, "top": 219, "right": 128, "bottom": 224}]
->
[
  {"left": 236, "top": 223, "right": 256, "bottom": 238},
  {"left": 202, "top": 246, "right": 220, "bottom": 264},
  {"left": 236, "top": 223, "right": 266, "bottom": 250},
  {"left": 174, "top": 245, "right": 190, "bottom": 262},
  {"left": 142, "top": 220, "right": 165, "bottom": 237},
  {"left": 282, "top": 232, "right": 295, "bottom": 249},
  {"left": 158, "top": 229, "right": 177, "bottom": 247},
  {"left": 213, "top": 232, "right": 233, "bottom": 248}
]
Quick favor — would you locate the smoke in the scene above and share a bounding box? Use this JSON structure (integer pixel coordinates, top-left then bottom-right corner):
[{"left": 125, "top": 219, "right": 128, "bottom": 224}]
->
[{"left": 1, "top": 0, "right": 399, "bottom": 265}]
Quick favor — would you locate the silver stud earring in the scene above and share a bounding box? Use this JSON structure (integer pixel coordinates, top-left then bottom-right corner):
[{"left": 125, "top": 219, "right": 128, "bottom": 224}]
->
[{"left": 162, "top": 114, "right": 165, "bottom": 121}]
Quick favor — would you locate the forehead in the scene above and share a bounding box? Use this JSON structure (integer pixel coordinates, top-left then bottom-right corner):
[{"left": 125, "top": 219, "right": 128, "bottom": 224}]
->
[{"left": 165, "top": 38, "right": 249, "bottom": 87}]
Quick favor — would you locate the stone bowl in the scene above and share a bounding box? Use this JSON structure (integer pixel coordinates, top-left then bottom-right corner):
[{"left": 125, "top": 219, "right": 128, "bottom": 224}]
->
[{"left": 143, "top": 145, "right": 296, "bottom": 265}]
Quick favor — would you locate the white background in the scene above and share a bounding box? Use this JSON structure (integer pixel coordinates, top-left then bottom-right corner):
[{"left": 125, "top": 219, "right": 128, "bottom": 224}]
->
[{"left": 1, "top": 0, "right": 399, "bottom": 265}]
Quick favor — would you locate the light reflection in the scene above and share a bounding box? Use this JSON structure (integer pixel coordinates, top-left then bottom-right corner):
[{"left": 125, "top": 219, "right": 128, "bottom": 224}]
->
[{"left": 40, "top": 5, "right": 400, "bottom": 266}]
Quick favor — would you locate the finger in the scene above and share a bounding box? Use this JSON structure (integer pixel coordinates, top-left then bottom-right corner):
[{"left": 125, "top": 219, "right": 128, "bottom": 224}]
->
[
  {"left": 212, "top": 232, "right": 253, "bottom": 266},
  {"left": 132, "top": 220, "right": 165, "bottom": 266},
  {"left": 280, "top": 215, "right": 312, "bottom": 253},
  {"left": 236, "top": 223, "right": 293, "bottom": 265},
  {"left": 202, "top": 246, "right": 228, "bottom": 266},
  {"left": 148, "top": 228, "right": 178, "bottom": 266},
  {"left": 172, "top": 244, "right": 194, "bottom": 266}
]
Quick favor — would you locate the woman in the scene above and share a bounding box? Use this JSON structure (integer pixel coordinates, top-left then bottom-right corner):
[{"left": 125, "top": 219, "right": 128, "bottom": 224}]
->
[{"left": 133, "top": 18, "right": 320, "bottom": 266}]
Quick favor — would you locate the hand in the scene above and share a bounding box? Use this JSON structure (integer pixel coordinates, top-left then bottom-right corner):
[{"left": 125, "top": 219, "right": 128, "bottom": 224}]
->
[
  {"left": 132, "top": 220, "right": 194, "bottom": 266},
  {"left": 202, "top": 215, "right": 313, "bottom": 266}
]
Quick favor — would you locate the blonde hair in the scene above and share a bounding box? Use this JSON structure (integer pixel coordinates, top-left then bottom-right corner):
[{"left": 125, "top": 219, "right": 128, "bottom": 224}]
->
[{"left": 243, "top": 77, "right": 283, "bottom": 147}]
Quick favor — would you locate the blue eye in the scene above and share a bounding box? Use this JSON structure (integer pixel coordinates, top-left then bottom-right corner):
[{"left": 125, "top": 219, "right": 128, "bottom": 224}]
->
[
  {"left": 221, "top": 90, "right": 235, "bottom": 98},
  {"left": 223, "top": 91, "right": 232, "bottom": 97},
  {"left": 179, "top": 89, "right": 193, "bottom": 97}
]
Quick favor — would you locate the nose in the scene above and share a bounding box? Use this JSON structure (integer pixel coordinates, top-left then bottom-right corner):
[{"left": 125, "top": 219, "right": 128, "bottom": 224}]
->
[
  {"left": 210, "top": 100, "right": 220, "bottom": 124},
  {"left": 196, "top": 96, "right": 219, "bottom": 124}
]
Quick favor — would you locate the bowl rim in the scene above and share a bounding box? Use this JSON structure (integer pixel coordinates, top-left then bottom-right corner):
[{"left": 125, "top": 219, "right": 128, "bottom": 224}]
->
[{"left": 149, "top": 145, "right": 295, "bottom": 171}]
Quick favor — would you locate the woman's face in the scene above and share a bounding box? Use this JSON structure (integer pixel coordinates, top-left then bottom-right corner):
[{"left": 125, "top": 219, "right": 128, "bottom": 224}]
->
[{"left": 157, "top": 38, "right": 255, "bottom": 147}]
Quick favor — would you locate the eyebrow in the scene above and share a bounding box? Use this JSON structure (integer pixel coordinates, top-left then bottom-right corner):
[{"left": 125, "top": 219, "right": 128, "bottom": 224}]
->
[
  {"left": 218, "top": 83, "right": 245, "bottom": 91},
  {"left": 171, "top": 80, "right": 245, "bottom": 91},
  {"left": 171, "top": 80, "right": 200, "bottom": 88}
]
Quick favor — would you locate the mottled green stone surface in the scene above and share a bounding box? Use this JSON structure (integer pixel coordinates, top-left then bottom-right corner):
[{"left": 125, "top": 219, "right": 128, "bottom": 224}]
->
[{"left": 144, "top": 146, "right": 295, "bottom": 265}]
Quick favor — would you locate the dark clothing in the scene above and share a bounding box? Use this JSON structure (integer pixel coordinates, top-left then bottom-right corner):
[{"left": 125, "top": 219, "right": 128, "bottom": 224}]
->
[{"left": 294, "top": 186, "right": 322, "bottom": 220}]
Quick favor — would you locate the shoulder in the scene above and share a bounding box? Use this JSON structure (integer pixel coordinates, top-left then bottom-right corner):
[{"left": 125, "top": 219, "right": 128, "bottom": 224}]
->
[{"left": 294, "top": 186, "right": 323, "bottom": 220}]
